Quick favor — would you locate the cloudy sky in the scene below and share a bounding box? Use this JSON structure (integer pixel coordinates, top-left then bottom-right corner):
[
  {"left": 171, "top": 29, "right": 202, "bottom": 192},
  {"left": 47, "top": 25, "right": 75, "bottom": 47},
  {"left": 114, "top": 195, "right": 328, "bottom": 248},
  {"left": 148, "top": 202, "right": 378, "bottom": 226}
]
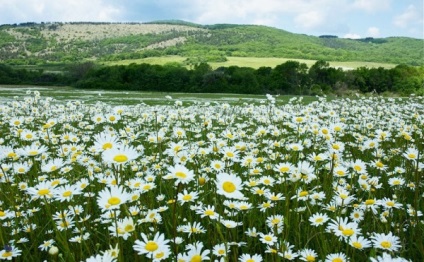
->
[{"left": 0, "top": 0, "right": 422, "bottom": 39}]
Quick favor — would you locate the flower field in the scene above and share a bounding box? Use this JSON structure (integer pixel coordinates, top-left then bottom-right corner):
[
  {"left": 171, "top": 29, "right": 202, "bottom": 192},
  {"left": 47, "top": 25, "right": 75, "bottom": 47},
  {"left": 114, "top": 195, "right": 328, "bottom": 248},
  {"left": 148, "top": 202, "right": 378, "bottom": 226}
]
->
[{"left": 0, "top": 91, "right": 423, "bottom": 261}]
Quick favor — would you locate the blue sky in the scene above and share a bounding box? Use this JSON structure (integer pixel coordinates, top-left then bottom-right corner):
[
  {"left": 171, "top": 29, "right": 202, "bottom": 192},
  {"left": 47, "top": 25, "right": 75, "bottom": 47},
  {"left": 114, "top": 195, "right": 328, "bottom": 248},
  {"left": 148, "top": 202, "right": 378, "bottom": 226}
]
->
[{"left": 0, "top": 0, "right": 423, "bottom": 39}]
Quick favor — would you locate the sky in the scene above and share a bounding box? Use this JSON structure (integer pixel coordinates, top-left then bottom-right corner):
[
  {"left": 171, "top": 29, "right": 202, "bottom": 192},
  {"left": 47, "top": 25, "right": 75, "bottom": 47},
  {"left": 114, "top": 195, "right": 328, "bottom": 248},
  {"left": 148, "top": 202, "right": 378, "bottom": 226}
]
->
[{"left": 0, "top": 0, "right": 423, "bottom": 39}]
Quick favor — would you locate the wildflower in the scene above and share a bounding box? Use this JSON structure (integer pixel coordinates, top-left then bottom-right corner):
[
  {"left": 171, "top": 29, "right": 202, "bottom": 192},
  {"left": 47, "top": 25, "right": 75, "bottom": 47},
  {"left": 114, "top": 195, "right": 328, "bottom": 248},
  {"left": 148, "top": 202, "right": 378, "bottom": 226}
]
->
[
  {"left": 93, "top": 132, "right": 121, "bottom": 152},
  {"left": 183, "top": 241, "right": 210, "bottom": 261},
  {"left": 177, "top": 190, "right": 199, "bottom": 205},
  {"left": 0, "top": 245, "right": 22, "bottom": 260},
  {"left": 403, "top": 147, "right": 419, "bottom": 161},
  {"left": 325, "top": 252, "right": 348, "bottom": 262},
  {"left": 133, "top": 232, "right": 170, "bottom": 261},
  {"left": 96, "top": 185, "right": 131, "bottom": 211},
  {"left": 213, "top": 243, "right": 229, "bottom": 257},
  {"left": 102, "top": 145, "right": 139, "bottom": 165},
  {"left": 39, "top": 239, "right": 55, "bottom": 251},
  {"left": 181, "top": 221, "right": 206, "bottom": 236},
  {"left": 308, "top": 213, "right": 329, "bottom": 227},
  {"left": 216, "top": 173, "right": 245, "bottom": 199},
  {"left": 299, "top": 248, "right": 317, "bottom": 262},
  {"left": 349, "top": 235, "right": 371, "bottom": 250},
  {"left": 259, "top": 232, "right": 278, "bottom": 245},
  {"left": 239, "top": 253, "right": 263, "bottom": 262},
  {"left": 369, "top": 252, "right": 409, "bottom": 262},
  {"left": 26, "top": 181, "right": 56, "bottom": 200},
  {"left": 370, "top": 232, "right": 401, "bottom": 252},
  {"left": 166, "top": 164, "right": 195, "bottom": 184},
  {"left": 85, "top": 252, "right": 116, "bottom": 262},
  {"left": 196, "top": 205, "right": 220, "bottom": 220}
]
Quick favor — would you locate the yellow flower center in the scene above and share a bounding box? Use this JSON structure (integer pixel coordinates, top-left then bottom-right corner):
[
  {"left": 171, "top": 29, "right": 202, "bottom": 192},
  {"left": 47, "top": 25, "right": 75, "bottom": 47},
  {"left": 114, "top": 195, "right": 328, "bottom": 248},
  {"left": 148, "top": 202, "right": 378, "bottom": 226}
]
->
[
  {"left": 226, "top": 152, "right": 234, "bottom": 158},
  {"left": 2, "top": 252, "right": 12, "bottom": 258},
  {"left": 342, "top": 229, "right": 354, "bottom": 236},
  {"left": 386, "top": 201, "right": 395, "bottom": 207},
  {"left": 264, "top": 235, "right": 273, "bottom": 241},
  {"left": 315, "top": 218, "right": 323, "bottom": 223},
  {"left": 175, "top": 171, "right": 187, "bottom": 179},
  {"left": 222, "top": 181, "right": 236, "bottom": 193},
  {"left": 103, "top": 143, "right": 113, "bottom": 150},
  {"left": 198, "top": 177, "right": 206, "bottom": 185},
  {"left": 299, "top": 191, "right": 308, "bottom": 197},
  {"left": 155, "top": 252, "right": 165, "bottom": 259},
  {"left": 407, "top": 153, "right": 416, "bottom": 159},
  {"left": 279, "top": 166, "right": 289, "bottom": 173},
  {"left": 25, "top": 134, "right": 33, "bottom": 139},
  {"left": 352, "top": 242, "right": 362, "bottom": 249},
  {"left": 108, "top": 197, "right": 121, "bottom": 206},
  {"left": 365, "top": 199, "right": 375, "bottom": 205},
  {"left": 145, "top": 241, "right": 158, "bottom": 252},
  {"left": 38, "top": 188, "right": 50, "bottom": 196},
  {"left": 0, "top": 211, "right": 5, "bottom": 217},
  {"left": 376, "top": 161, "right": 384, "bottom": 168},
  {"left": 204, "top": 210, "right": 215, "bottom": 216},
  {"left": 182, "top": 195, "right": 192, "bottom": 201},
  {"left": 381, "top": 241, "right": 392, "bottom": 249},
  {"left": 124, "top": 224, "right": 134, "bottom": 232},
  {"left": 63, "top": 191, "right": 72, "bottom": 197},
  {"left": 109, "top": 116, "right": 116, "bottom": 121},
  {"left": 190, "top": 255, "right": 202, "bottom": 262},
  {"left": 113, "top": 154, "right": 128, "bottom": 163},
  {"left": 306, "top": 255, "right": 316, "bottom": 262},
  {"left": 332, "top": 258, "right": 343, "bottom": 262}
]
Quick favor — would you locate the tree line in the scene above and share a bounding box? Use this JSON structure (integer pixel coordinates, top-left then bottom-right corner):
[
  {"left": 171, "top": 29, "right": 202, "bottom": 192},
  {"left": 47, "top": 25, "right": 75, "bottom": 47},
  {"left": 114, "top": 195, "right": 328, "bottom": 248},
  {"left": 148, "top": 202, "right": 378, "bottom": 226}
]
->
[{"left": 0, "top": 61, "right": 423, "bottom": 96}]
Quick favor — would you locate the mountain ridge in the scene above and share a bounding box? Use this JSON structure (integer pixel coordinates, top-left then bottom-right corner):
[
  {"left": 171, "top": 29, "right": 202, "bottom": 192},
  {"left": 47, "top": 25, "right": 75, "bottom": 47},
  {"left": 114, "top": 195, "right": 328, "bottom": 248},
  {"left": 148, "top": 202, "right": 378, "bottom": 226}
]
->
[{"left": 0, "top": 21, "right": 422, "bottom": 66}]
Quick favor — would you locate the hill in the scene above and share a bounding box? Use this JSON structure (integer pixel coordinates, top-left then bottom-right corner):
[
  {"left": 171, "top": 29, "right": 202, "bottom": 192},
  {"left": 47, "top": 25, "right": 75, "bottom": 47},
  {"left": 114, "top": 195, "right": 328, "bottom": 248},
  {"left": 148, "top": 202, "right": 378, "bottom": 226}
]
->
[{"left": 0, "top": 21, "right": 422, "bottom": 66}]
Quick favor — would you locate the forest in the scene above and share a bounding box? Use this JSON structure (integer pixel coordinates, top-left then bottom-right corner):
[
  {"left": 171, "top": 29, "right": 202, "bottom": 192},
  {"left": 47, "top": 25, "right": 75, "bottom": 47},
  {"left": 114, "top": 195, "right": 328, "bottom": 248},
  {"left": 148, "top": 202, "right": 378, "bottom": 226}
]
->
[{"left": 0, "top": 61, "right": 423, "bottom": 96}]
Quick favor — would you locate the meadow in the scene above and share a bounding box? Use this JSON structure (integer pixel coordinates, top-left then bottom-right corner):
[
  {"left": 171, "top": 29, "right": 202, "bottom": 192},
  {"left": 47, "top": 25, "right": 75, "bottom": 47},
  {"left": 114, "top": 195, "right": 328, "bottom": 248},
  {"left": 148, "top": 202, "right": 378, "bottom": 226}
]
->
[{"left": 0, "top": 88, "right": 423, "bottom": 261}]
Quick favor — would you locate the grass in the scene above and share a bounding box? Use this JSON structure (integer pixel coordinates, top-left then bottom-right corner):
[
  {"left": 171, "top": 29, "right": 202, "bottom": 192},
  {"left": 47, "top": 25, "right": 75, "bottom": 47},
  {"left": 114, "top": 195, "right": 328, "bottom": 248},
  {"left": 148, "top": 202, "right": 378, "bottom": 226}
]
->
[
  {"left": 0, "top": 85, "right": 320, "bottom": 106},
  {"left": 103, "top": 56, "right": 397, "bottom": 69},
  {"left": 0, "top": 89, "right": 422, "bottom": 262}
]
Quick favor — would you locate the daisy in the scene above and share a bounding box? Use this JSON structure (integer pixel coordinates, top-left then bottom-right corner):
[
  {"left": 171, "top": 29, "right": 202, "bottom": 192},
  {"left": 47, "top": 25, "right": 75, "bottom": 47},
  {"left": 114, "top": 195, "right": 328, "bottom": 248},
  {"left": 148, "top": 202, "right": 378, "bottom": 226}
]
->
[
  {"left": 85, "top": 252, "right": 116, "bottom": 262},
  {"left": 0, "top": 245, "right": 22, "bottom": 260},
  {"left": 102, "top": 145, "right": 139, "bottom": 165},
  {"left": 308, "top": 213, "right": 329, "bottom": 227},
  {"left": 325, "top": 252, "right": 348, "bottom": 262},
  {"left": 26, "top": 181, "right": 56, "bottom": 200},
  {"left": 213, "top": 243, "right": 229, "bottom": 257},
  {"left": 259, "top": 232, "right": 278, "bottom": 246},
  {"left": 53, "top": 184, "right": 82, "bottom": 202},
  {"left": 166, "top": 164, "right": 195, "bottom": 184},
  {"left": 183, "top": 241, "right": 210, "bottom": 262},
  {"left": 93, "top": 132, "right": 121, "bottom": 152},
  {"left": 177, "top": 190, "right": 199, "bottom": 205},
  {"left": 41, "top": 158, "right": 65, "bottom": 173},
  {"left": 370, "top": 232, "right": 401, "bottom": 252},
  {"left": 133, "top": 232, "right": 170, "bottom": 261},
  {"left": 403, "top": 147, "right": 419, "bottom": 161},
  {"left": 239, "top": 253, "right": 263, "bottom": 262},
  {"left": 216, "top": 173, "right": 245, "bottom": 200},
  {"left": 299, "top": 248, "right": 317, "bottom": 262},
  {"left": 210, "top": 160, "right": 225, "bottom": 172},
  {"left": 96, "top": 185, "right": 131, "bottom": 211},
  {"left": 349, "top": 235, "right": 372, "bottom": 250}
]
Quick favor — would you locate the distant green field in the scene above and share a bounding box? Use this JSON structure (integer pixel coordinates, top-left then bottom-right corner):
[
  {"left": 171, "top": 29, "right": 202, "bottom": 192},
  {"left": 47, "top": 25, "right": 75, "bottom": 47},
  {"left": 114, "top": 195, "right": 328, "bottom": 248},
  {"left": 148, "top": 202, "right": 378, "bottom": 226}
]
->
[
  {"left": 103, "top": 56, "right": 397, "bottom": 69},
  {"left": 0, "top": 85, "right": 320, "bottom": 106}
]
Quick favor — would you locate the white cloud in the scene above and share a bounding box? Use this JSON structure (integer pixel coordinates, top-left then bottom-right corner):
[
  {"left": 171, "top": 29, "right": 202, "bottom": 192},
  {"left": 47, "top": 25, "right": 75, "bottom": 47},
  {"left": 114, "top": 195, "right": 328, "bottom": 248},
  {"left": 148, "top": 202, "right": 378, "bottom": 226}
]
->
[
  {"left": 294, "top": 11, "right": 326, "bottom": 30},
  {"left": 366, "top": 27, "right": 380, "bottom": 37},
  {"left": 343, "top": 33, "right": 361, "bottom": 39},
  {"left": 0, "top": 0, "right": 123, "bottom": 24},
  {"left": 352, "top": 0, "right": 391, "bottom": 12},
  {"left": 393, "top": 4, "right": 422, "bottom": 28}
]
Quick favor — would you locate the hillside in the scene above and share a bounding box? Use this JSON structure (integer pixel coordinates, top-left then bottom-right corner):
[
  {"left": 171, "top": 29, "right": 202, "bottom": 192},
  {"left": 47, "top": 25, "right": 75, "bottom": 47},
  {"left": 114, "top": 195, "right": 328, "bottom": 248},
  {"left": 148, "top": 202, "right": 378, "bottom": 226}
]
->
[{"left": 0, "top": 21, "right": 422, "bottom": 66}]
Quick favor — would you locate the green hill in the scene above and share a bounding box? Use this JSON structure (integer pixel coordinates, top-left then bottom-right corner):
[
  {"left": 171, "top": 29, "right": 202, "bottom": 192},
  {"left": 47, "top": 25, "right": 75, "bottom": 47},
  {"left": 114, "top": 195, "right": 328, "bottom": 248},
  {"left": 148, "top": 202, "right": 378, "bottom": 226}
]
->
[{"left": 0, "top": 21, "right": 422, "bottom": 66}]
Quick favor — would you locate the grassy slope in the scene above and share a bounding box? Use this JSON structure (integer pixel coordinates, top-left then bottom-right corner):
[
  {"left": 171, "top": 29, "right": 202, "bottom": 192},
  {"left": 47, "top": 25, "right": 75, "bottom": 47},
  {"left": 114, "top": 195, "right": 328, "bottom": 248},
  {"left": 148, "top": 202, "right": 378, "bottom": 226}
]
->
[
  {"left": 0, "top": 22, "right": 422, "bottom": 67},
  {"left": 103, "top": 55, "right": 397, "bottom": 69}
]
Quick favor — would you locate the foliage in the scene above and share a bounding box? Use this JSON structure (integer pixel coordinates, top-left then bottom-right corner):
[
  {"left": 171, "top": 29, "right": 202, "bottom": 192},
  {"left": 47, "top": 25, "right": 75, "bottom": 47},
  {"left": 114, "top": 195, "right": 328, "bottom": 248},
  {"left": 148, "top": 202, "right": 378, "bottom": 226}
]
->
[{"left": 0, "top": 22, "right": 422, "bottom": 66}]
